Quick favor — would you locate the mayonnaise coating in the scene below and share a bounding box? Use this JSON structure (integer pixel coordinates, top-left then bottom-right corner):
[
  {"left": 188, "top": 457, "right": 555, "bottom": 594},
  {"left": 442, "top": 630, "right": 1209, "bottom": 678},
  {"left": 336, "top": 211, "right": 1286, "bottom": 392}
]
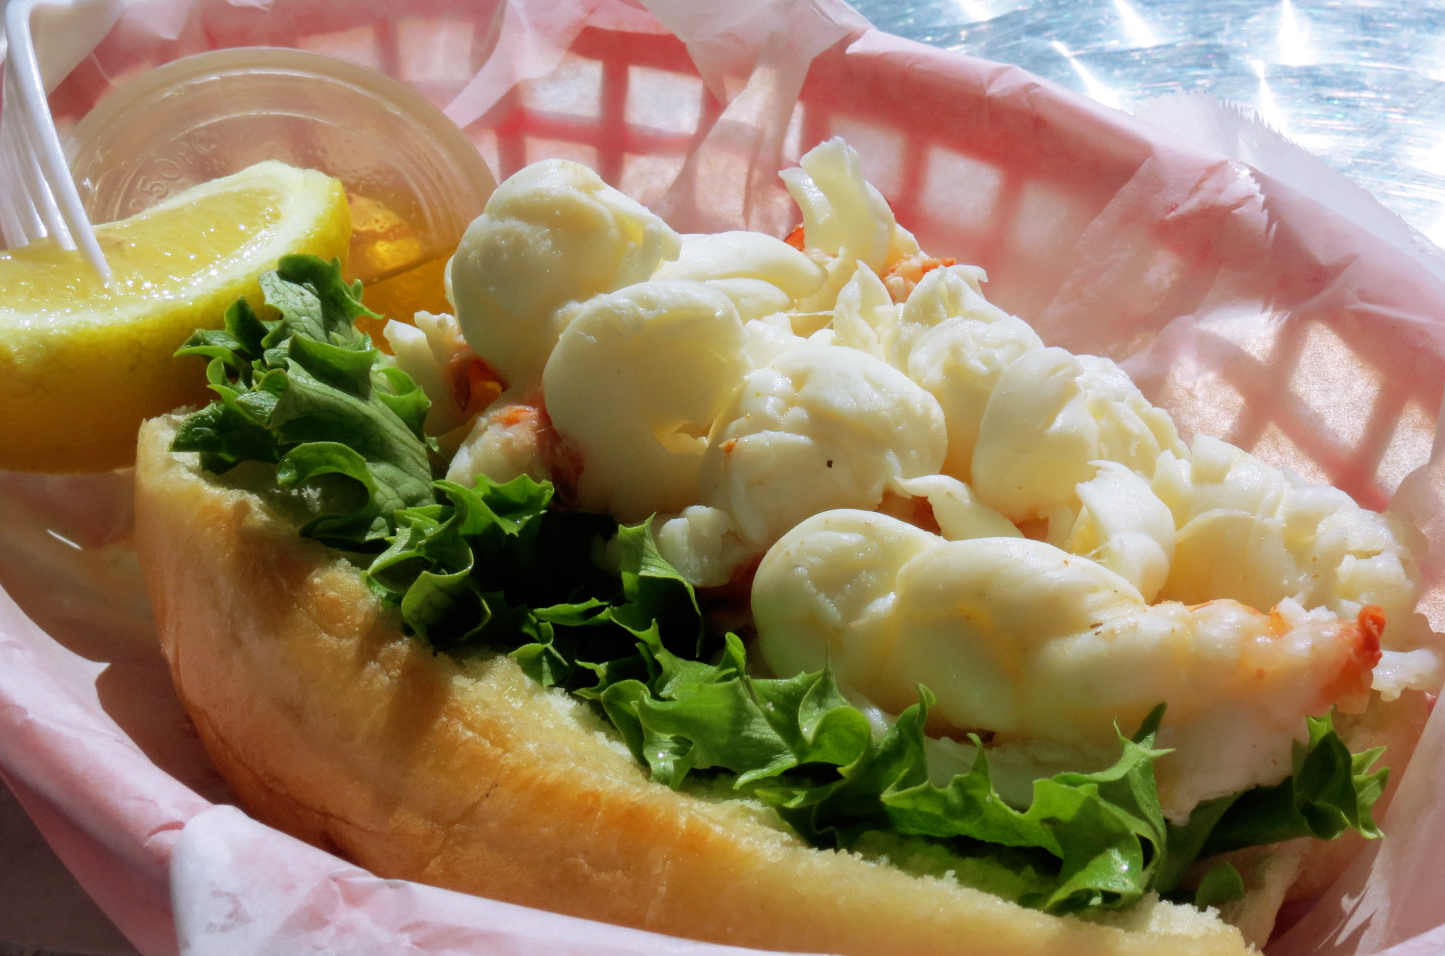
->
[
  {"left": 753, "top": 510, "right": 1381, "bottom": 818},
  {"left": 542, "top": 281, "right": 748, "bottom": 521},
  {"left": 971, "top": 347, "right": 1188, "bottom": 526},
  {"left": 447, "top": 159, "right": 681, "bottom": 388}
]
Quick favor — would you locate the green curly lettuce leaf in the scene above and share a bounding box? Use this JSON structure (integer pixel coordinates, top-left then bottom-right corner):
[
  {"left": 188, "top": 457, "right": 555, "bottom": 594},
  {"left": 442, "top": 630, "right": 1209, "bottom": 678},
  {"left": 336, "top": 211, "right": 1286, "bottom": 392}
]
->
[
  {"left": 585, "top": 629, "right": 1170, "bottom": 914},
  {"left": 170, "top": 255, "right": 436, "bottom": 550},
  {"left": 366, "top": 476, "right": 707, "bottom": 682},
  {"left": 1192, "top": 862, "right": 1246, "bottom": 909}
]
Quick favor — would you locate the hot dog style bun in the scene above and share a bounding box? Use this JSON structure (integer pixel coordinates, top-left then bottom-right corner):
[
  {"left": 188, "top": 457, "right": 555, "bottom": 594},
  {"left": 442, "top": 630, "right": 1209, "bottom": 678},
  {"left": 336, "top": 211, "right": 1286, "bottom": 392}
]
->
[{"left": 134, "top": 412, "right": 1251, "bottom": 956}]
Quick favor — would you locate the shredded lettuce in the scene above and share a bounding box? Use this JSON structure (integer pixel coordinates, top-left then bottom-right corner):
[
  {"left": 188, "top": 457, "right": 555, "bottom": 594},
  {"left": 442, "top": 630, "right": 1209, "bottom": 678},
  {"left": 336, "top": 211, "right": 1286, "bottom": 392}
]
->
[{"left": 173, "top": 256, "right": 1391, "bottom": 918}]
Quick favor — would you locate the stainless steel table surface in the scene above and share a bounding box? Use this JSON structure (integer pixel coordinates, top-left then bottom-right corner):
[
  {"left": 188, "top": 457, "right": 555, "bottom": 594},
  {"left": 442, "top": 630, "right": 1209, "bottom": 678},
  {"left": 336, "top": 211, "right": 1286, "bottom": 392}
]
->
[
  {"left": 5, "top": 0, "right": 1443, "bottom": 952},
  {"left": 865, "top": 0, "right": 1445, "bottom": 246}
]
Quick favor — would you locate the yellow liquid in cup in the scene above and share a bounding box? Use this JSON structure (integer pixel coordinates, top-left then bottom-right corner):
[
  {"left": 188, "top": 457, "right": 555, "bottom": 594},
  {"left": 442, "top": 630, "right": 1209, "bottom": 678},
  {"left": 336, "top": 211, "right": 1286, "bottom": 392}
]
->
[
  {"left": 67, "top": 48, "right": 495, "bottom": 332},
  {"left": 347, "top": 192, "right": 453, "bottom": 324}
]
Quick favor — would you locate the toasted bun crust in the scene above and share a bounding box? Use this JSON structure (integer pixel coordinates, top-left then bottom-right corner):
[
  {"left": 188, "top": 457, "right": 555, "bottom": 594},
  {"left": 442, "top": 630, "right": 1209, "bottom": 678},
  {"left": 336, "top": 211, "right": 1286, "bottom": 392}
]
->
[{"left": 134, "top": 413, "right": 1250, "bottom": 956}]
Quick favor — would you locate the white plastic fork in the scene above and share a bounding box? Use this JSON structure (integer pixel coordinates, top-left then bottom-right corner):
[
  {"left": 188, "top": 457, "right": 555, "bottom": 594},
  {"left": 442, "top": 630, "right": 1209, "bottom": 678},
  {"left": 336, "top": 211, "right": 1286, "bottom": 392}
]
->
[{"left": 0, "top": 0, "right": 112, "bottom": 281}]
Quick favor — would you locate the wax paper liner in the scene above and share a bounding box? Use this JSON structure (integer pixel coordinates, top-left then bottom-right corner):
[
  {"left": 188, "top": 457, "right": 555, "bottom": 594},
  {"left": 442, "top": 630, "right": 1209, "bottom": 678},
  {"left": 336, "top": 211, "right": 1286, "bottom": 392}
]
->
[{"left": 5, "top": 0, "right": 1445, "bottom": 953}]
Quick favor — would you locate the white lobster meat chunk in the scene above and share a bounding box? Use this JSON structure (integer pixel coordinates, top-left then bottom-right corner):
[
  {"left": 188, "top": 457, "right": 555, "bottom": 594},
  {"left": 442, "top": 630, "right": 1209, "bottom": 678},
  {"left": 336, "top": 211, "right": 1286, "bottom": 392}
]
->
[
  {"left": 656, "top": 343, "right": 947, "bottom": 586},
  {"left": 753, "top": 509, "right": 1383, "bottom": 818},
  {"left": 781, "top": 139, "right": 895, "bottom": 272},
  {"left": 1155, "top": 435, "right": 1440, "bottom": 696},
  {"left": 971, "top": 347, "right": 1188, "bottom": 526},
  {"left": 652, "top": 231, "right": 827, "bottom": 302},
  {"left": 542, "top": 281, "right": 748, "bottom": 521},
  {"left": 382, "top": 311, "right": 475, "bottom": 436},
  {"left": 1055, "top": 461, "right": 1176, "bottom": 603},
  {"left": 887, "top": 473, "right": 1020, "bottom": 542},
  {"left": 448, "top": 159, "right": 681, "bottom": 388},
  {"left": 899, "top": 269, "right": 1044, "bottom": 482},
  {"left": 830, "top": 262, "right": 899, "bottom": 360},
  {"left": 780, "top": 138, "right": 924, "bottom": 313}
]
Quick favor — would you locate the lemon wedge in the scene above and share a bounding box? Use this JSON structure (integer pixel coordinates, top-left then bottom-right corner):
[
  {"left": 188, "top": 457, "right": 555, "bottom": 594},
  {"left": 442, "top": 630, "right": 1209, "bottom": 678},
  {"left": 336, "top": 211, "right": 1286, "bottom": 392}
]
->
[{"left": 0, "top": 160, "right": 351, "bottom": 472}]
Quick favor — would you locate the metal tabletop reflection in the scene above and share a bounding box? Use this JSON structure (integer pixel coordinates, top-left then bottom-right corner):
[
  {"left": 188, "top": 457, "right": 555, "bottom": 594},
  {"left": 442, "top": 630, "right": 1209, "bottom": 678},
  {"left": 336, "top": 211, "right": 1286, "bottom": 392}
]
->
[{"left": 854, "top": 0, "right": 1445, "bottom": 246}]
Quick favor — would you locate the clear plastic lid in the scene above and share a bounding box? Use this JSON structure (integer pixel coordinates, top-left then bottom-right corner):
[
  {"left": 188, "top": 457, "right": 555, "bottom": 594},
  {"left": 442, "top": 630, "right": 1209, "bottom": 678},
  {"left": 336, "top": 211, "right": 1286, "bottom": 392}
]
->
[{"left": 67, "top": 46, "right": 496, "bottom": 321}]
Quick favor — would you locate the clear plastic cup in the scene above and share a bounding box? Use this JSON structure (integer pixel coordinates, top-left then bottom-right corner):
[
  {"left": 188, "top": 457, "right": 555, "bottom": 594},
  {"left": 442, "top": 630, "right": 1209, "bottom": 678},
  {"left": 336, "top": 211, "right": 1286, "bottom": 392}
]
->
[{"left": 66, "top": 47, "right": 496, "bottom": 322}]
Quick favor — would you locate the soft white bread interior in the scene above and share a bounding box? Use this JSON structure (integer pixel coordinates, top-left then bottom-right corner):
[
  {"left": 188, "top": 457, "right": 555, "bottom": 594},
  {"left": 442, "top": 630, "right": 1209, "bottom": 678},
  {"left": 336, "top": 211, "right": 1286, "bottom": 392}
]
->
[{"left": 134, "top": 412, "right": 1254, "bottom": 956}]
